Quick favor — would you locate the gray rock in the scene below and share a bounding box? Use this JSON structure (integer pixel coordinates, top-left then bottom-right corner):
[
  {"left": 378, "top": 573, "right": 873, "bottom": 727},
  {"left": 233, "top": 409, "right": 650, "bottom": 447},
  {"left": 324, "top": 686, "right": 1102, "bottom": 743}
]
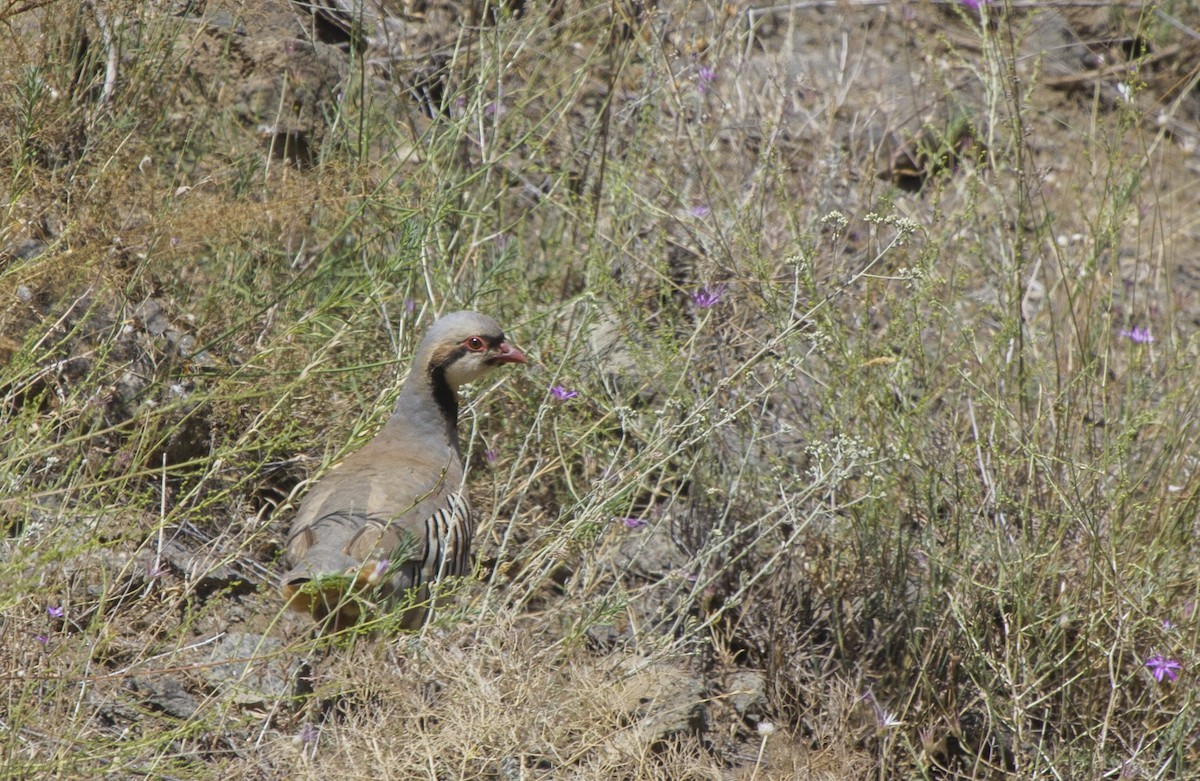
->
[
  {"left": 135, "top": 299, "right": 170, "bottom": 336},
  {"left": 5, "top": 239, "right": 48, "bottom": 261},
  {"left": 158, "top": 537, "right": 243, "bottom": 596},
  {"left": 591, "top": 656, "right": 707, "bottom": 766},
  {"left": 615, "top": 656, "right": 706, "bottom": 740},
  {"left": 200, "top": 631, "right": 298, "bottom": 704},
  {"left": 128, "top": 675, "right": 201, "bottom": 719},
  {"left": 613, "top": 519, "right": 689, "bottom": 580},
  {"left": 727, "top": 670, "right": 768, "bottom": 722}
]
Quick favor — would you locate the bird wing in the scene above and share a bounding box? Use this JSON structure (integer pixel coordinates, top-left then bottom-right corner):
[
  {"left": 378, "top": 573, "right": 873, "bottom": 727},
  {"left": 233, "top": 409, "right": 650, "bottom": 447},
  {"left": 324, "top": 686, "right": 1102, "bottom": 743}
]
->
[{"left": 281, "top": 439, "right": 472, "bottom": 601}]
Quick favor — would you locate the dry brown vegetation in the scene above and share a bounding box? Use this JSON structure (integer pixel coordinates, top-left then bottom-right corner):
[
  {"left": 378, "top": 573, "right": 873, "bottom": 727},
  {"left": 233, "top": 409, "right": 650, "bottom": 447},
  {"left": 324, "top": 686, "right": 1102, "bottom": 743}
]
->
[{"left": 3, "top": 0, "right": 1200, "bottom": 778}]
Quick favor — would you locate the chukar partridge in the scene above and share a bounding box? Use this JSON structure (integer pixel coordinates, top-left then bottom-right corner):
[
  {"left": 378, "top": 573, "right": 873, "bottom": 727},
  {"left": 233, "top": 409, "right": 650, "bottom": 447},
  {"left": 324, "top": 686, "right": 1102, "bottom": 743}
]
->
[{"left": 280, "top": 311, "right": 526, "bottom": 629}]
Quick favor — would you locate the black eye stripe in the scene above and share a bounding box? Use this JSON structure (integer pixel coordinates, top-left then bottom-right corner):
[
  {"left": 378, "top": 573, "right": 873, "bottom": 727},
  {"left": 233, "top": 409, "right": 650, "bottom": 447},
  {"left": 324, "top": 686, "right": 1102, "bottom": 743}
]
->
[
  {"left": 432, "top": 336, "right": 506, "bottom": 371},
  {"left": 466, "top": 335, "right": 504, "bottom": 350}
]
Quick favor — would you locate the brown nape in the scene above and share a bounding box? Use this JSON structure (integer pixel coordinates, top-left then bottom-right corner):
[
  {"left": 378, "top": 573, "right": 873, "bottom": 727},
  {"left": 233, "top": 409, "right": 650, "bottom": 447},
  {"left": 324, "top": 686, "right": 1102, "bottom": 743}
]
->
[{"left": 429, "top": 343, "right": 468, "bottom": 370}]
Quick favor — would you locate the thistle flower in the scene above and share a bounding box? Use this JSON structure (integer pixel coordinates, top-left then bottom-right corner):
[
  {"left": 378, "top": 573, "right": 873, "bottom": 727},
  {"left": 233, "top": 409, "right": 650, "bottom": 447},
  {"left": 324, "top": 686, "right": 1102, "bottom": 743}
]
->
[
  {"left": 1145, "top": 654, "right": 1182, "bottom": 683},
  {"left": 691, "top": 284, "right": 727, "bottom": 308},
  {"left": 550, "top": 385, "right": 578, "bottom": 401}
]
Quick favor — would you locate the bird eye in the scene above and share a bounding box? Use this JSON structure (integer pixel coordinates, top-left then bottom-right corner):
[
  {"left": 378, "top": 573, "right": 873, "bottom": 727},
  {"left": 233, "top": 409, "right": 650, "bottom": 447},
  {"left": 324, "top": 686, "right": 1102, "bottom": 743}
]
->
[{"left": 465, "top": 336, "right": 486, "bottom": 352}]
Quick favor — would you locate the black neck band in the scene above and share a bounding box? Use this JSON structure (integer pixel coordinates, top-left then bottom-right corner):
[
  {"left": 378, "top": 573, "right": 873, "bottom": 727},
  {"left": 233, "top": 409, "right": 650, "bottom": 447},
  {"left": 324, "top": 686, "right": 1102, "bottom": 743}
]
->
[{"left": 429, "top": 361, "right": 460, "bottom": 434}]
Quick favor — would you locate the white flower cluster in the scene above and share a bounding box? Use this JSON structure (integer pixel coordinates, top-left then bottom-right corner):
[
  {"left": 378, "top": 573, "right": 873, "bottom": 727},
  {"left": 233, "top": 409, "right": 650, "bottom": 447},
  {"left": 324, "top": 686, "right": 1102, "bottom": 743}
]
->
[
  {"left": 820, "top": 210, "right": 848, "bottom": 232},
  {"left": 864, "top": 212, "right": 921, "bottom": 244},
  {"left": 806, "top": 433, "right": 877, "bottom": 484}
]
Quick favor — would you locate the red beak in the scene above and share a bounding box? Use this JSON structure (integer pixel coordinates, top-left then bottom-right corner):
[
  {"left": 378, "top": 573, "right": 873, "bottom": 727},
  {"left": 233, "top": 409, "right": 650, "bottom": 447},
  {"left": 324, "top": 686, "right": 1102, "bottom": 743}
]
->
[{"left": 492, "top": 342, "right": 528, "bottom": 365}]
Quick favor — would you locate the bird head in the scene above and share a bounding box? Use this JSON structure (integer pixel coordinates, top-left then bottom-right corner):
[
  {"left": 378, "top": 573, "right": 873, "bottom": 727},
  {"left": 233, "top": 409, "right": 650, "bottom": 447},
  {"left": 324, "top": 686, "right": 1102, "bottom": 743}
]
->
[{"left": 421, "top": 310, "right": 527, "bottom": 389}]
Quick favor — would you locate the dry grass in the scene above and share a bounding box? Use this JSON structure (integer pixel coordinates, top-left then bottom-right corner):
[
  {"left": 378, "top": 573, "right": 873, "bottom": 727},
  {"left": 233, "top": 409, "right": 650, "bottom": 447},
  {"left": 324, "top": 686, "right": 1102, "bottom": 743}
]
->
[{"left": 3, "top": 0, "right": 1200, "bottom": 778}]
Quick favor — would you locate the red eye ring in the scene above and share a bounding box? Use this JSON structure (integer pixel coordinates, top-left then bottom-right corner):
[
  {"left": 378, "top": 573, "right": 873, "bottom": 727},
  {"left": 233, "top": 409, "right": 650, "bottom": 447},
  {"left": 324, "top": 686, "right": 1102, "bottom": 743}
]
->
[{"left": 465, "top": 336, "right": 487, "bottom": 352}]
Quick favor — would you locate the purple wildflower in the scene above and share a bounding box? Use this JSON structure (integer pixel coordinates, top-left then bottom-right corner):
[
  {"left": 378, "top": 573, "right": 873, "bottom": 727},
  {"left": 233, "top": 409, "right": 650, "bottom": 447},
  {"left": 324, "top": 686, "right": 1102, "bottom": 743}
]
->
[
  {"left": 960, "top": 0, "right": 993, "bottom": 9},
  {"left": 1119, "top": 326, "right": 1154, "bottom": 344},
  {"left": 550, "top": 385, "right": 578, "bottom": 401},
  {"left": 1145, "top": 654, "right": 1182, "bottom": 683},
  {"left": 862, "top": 689, "right": 902, "bottom": 728},
  {"left": 294, "top": 723, "right": 319, "bottom": 745},
  {"left": 404, "top": 298, "right": 416, "bottom": 314},
  {"left": 697, "top": 65, "right": 717, "bottom": 94},
  {"left": 368, "top": 559, "right": 391, "bottom": 585},
  {"left": 484, "top": 85, "right": 507, "bottom": 118},
  {"left": 618, "top": 517, "right": 648, "bottom": 529},
  {"left": 1163, "top": 619, "right": 1176, "bottom": 630},
  {"left": 484, "top": 448, "right": 498, "bottom": 463},
  {"left": 689, "top": 205, "right": 711, "bottom": 218},
  {"left": 34, "top": 634, "right": 48, "bottom": 645},
  {"left": 691, "top": 284, "right": 727, "bottom": 308},
  {"left": 47, "top": 606, "right": 64, "bottom": 619}
]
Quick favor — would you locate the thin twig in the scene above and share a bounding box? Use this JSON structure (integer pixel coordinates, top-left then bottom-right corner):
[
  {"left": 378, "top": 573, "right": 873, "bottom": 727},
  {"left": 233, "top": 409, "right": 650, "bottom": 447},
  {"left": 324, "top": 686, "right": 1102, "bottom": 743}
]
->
[{"left": 87, "top": 1, "right": 120, "bottom": 106}]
